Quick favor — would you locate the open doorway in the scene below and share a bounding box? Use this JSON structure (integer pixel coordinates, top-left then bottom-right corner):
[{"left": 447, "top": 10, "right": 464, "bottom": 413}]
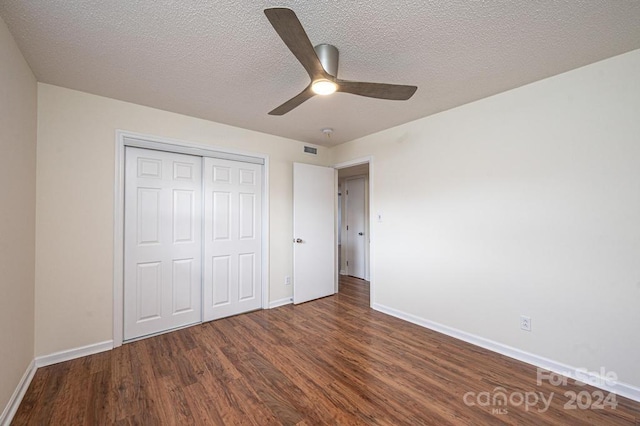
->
[{"left": 336, "top": 162, "right": 370, "bottom": 286}]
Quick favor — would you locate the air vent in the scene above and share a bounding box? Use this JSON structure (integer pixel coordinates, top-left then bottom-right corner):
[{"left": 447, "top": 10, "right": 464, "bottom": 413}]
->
[{"left": 303, "top": 146, "right": 318, "bottom": 155}]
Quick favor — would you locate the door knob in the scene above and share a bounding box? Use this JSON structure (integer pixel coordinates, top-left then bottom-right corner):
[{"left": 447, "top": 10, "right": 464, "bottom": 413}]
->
[
  {"left": 358, "top": 232, "right": 364, "bottom": 236},
  {"left": 294, "top": 238, "right": 303, "bottom": 243}
]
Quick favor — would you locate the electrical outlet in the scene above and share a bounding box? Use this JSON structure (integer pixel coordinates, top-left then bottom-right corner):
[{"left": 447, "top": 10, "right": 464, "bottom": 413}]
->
[
  {"left": 520, "top": 315, "right": 532, "bottom": 332},
  {"left": 285, "top": 276, "right": 291, "bottom": 286}
]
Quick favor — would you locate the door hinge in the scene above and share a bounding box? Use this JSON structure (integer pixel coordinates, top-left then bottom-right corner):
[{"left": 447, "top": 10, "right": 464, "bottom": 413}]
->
[
  {"left": 346, "top": 225, "right": 349, "bottom": 230},
  {"left": 346, "top": 261, "right": 349, "bottom": 266}
]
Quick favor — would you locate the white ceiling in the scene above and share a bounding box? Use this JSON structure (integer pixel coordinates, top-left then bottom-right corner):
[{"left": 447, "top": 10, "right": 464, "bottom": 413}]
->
[{"left": 1, "top": 1, "right": 639, "bottom": 147}]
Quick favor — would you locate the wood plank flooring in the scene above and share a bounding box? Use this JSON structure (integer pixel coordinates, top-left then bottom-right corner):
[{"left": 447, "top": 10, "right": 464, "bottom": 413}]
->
[{"left": 13, "top": 276, "right": 640, "bottom": 425}]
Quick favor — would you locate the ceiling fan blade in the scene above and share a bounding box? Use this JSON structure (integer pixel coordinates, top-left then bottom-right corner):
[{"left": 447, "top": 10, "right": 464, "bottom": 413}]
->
[
  {"left": 268, "top": 85, "right": 316, "bottom": 116},
  {"left": 336, "top": 80, "right": 417, "bottom": 100},
  {"left": 264, "top": 8, "right": 328, "bottom": 80}
]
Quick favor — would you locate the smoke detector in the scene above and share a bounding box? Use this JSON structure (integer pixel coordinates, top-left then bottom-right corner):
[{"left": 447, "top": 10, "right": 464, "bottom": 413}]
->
[{"left": 321, "top": 128, "right": 334, "bottom": 138}]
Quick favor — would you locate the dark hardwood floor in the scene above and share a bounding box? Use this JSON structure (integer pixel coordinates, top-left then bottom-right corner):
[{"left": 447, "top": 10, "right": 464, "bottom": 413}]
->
[{"left": 13, "top": 276, "right": 640, "bottom": 425}]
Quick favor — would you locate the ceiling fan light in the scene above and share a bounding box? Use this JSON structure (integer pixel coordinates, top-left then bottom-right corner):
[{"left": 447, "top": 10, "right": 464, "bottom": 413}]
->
[{"left": 311, "top": 79, "right": 337, "bottom": 96}]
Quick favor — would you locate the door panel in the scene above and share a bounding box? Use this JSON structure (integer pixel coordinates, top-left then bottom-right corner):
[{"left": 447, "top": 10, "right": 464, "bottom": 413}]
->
[
  {"left": 239, "top": 193, "right": 256, "bottom": 238},
  {"left": 213, "top": 191, "right": 231, "bottom": 240},
  {"left": 137, "top": 188, "right": 161, "bottom": 244},
  {"left": 212, "top": 255, "right": 231, "bottom": 306},
  {"left": 124, "top": 147, "right": 202, "bottom": 340},
  {"left": 173, "top": 259, "right": 194, "bottom": 313},
  {"left": 136, "top": 262, "right": 161, "bottom": 321},
  {"left": 345, "top": 177, "right": 366, "bottom": 279},
  {"left": 173, "top": 190, "right": 195, "bottom": 242},
  {"left": 239, "top": 253, "right": 255, "bottom": 300},
  {"left": 204, "top": 158, "right": 262, "bottom": 321},
  {"left": 293, "top": 163, "right": 336, "bottom": 304}
]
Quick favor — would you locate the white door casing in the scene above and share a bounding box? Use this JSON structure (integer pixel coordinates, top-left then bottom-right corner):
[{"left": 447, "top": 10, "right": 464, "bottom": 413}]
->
[
  {"left": 345, "top": 177, "right": 366, "bottom": 279},
  {"left": 293, "top": 163, "right": 336, "bottom": 304},
  {"left": 203, "top": 158, "right": 263, "bottom": 320},
  {"left": 124, "top": 147, "right": 202, "bottom": 340}
]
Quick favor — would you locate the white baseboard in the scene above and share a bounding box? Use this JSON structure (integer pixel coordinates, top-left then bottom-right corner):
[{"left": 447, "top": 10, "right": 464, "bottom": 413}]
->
[
  {"left": 269, "top": 297, "right": 293, "bottom": 309},
  {"left": 373, "top": 303, "right": 640, "bottom": 403},
  {"left": 0, "top": 359, "right": 36, "bottom": 426},
  {"left": 35, "top": 340, "right": 113, "bottom": 368},
  {"left": 2, "top": 341, "right": 114, "bottom": 424},
  {"left": 339, "top": 270, "right": 347, "bottom": 275}
]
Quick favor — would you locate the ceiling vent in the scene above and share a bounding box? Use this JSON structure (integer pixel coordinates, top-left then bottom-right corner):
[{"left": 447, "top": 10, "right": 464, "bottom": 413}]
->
[{"left": 304, "top": 146, "right": 318, "bottom": 155}]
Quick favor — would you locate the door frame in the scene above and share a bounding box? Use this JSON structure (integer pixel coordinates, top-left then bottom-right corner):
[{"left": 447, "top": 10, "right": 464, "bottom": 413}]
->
[
  {"left": 333, "top": 156, "right": 374, "bottom": 306},
  {"left": 113, "top": 130, "right": 270, "bottom": 348}
]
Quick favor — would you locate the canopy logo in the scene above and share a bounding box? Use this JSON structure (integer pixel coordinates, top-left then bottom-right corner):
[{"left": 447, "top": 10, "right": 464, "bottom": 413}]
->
[{"left": 462, "top": 367, "right": 618, "bottom": 415}]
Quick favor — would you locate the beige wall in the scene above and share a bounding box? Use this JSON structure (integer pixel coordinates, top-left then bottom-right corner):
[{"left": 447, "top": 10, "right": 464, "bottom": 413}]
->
[
  {"left": 0, "top": 16, "right": 37, "bottom": 415},
  {"left": 35, "top": 84, "right": 328, "bottom": 356},
  {"left": 331, "top": 49, "right": 640, "bottom": 387}
]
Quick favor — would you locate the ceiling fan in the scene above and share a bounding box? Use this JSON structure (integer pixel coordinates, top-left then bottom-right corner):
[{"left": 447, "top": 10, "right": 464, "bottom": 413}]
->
[{"left": 264, "top": 8, "right": 418, "bottom": 116}]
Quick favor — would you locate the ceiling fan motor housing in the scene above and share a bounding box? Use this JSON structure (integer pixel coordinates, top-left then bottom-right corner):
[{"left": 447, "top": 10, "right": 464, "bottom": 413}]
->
[{"left": 314, "top": 44, "right": 339, "bottom": 77}]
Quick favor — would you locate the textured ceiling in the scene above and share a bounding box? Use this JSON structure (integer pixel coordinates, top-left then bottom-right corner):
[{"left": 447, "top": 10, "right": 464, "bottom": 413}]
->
[{"left": 1, "top": 1, "right": 640, "bottom": 147}]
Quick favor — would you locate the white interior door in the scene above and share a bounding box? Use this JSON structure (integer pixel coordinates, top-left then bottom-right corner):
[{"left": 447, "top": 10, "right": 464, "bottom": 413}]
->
[
  {"left": 345, "top": 177, "right": 366, "bottom": 279},
  {"left": 203, "top": 158, "right": 262, "bottom": 321},
  {"left": 293, "top": 163, "right": 336, "bottom": 304},
  {"left": 124, "top": 147, "right": 202, "bottom": 340}
]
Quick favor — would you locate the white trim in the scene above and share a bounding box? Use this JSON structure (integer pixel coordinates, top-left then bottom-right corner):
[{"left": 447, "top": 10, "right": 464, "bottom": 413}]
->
[
  {"left": 334, "top": 169, "right": 339, "bottom": 294},
  {"left": 35, "top": 340, "right": 114, "bottom": 368},
  {"left": 113, "top": 130, "right": 271, "bottom": 347},
  {"left": 269, "top": 297, "right": 293, "bottom": 309},
  {"left": 123, "top": 136, "right": 264, "bottom": 164},
  {"left": 0, "top": 360, "right": 36, "bottom": 426},
  {"left": 373, "top": 303, "right": 640, "bottom": 403},
  {"left": 118, "top": 130, "right": 268, "bottom": 163},
  {"left": 113, "top": 133, "right": 125, "bottom": 348},
  {"left": 333, "top": 157, "right": 371, "bottom": 169},
  {"left": 369, "top": 159, "right": 374, "bottom": 302},
  {"left": 261, "top": 157, "right": 270, "bottom": 311}
]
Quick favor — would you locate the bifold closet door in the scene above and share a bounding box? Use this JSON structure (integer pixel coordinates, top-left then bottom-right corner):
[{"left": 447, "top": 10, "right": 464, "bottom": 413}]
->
[
  {"left": 203, "top": 158, "right": 262, "bottom": 321},
  {"left": 124, "top": 147, "right": 202, "bottom": 340}
]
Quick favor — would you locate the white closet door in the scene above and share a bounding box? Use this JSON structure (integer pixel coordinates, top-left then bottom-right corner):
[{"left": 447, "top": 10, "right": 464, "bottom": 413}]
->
[
  {"left": 203, "top": 158, "right": 262, "bottom": 321},
  {"left": 345, "top": 177, "right": 366, "bottom": 279},
  {"left": 124, "top": 147, "right": 202, "bottom": 340}
]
